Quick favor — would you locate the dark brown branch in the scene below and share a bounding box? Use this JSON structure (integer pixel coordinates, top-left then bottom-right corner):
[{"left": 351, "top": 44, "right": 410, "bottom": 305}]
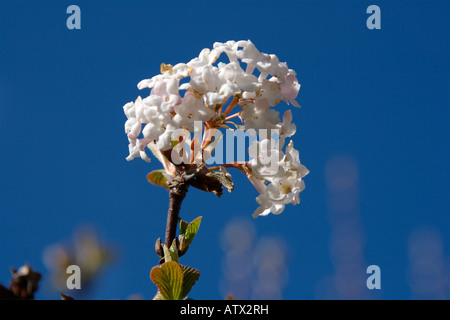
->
[{"left": 164, "top": 182, "right": 189, "bottom": 250}]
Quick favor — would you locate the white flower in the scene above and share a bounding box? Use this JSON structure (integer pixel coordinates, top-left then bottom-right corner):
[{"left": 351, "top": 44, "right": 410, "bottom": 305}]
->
[
  {"left": 137, "top": 63, "right": 190, "bottom": 90},
  {"left": 124, "top": 97, "right": 151, "bottom": 162},
  {"left": 240, "top": 98, "right": 280, "bottom": 130},
  {"left": 218, "top": 61, "right": 259, "bottom": 92},
  {"left": 155, "top": 122, "right": 177, "bottom": 151},
  {"left": 173, "top": 91, "right": 215, "bottom": 131},
  {"left": 248, "top": 138, "right": 282, "bottom": 178},
  {"left": 212, "top": 40, "right": 239, "bottom": 62},
  {"left": 235, "top": 40, "right": 269, "bottom": 74},
  {"left": 248, "top": 140, "right": 308, "bottom": 218},
  {"left": 256, "top": 54, "right": 289, "bottom": 80},
  {"left": 256, "top": 79, "right": 282, "bottom": 107},
  {"left": 278, "top": 110, "right": 296, "bottom": 138},
  {"left": 280, "top": 72, "right": 301, "bottom": 107}
]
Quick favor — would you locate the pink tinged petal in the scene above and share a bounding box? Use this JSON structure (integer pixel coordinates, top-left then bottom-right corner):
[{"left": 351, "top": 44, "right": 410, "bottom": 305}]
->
[
  {"left": 127, "top": 132, "right": 137, "bottom": 141},
  {"left": 281, "top": 74, "right": 300, "bottom": 99},
  {"left": 137, "top": 138, "right": 152, "bottom": 151},
  {"left": 153, "top": 81, "right": 167, "bottom": 98},
  {"left": 248, "top": 175, "right": 267, "bottom": 194}
]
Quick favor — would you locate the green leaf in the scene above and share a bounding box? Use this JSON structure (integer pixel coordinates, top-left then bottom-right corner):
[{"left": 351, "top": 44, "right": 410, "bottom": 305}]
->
[
  {"left": 180, "top": 265, "right": 200, "bottom": 299},
  {"left": 179, "top": 218, "right": 188, "bottom": 235},
  {"left": 206, "top": 169, "right": 234, "bottom": 193},
  {"left": 150, "top": 261, "right": 184, "bottom": 300},
  {"left": 163, "top": 240, "right": 179, "bottom": 263},
  {"left": 184, "top": 217, "right": 202, "bottom": 247},
  {"left": 146, "top": 170, "right": 169, "bottom": 189}
]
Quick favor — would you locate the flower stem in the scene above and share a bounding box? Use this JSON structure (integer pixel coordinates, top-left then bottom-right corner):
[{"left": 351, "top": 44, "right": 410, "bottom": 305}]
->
[
  {"left": 207, "top": 163, "right": 245, "bottom": 171},
  {"left": 223, "top": 96, "right": 240, "bottom": 116}
]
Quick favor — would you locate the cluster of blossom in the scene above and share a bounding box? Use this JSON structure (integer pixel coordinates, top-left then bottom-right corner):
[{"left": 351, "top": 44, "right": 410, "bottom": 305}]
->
[
  {"left": 247, "top": 138, "right": 309, "bottom": 218},
  {"left": 123, "top": 40, "right": 308, "bottom": 217}
]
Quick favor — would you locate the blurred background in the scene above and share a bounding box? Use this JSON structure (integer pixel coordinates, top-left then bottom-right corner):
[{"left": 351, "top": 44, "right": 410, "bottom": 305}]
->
[{"left": 0, "top": 0, "right": 449, "bottom": 299}]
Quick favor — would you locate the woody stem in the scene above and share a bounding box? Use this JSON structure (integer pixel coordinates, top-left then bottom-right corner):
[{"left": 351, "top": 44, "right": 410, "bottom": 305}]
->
[{"left": 165, "top": 182, "right": 189, "bottom": 248}]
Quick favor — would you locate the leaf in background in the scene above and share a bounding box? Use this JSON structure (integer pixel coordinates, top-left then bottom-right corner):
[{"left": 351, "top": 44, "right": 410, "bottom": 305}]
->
[
  {"left": 146, "top": 169, "right": 169, "bottom": 189},
  {"left": 150, "top": 261, "right": 183, "bottom": 300},
  {"left": 180, "top": 265, "right": 200, "bottom": 299}
]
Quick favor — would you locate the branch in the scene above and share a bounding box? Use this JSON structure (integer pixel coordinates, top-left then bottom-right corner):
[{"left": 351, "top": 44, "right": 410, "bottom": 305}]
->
[{"left": 164, "top": 182, "right": 189, "bottom": 250}]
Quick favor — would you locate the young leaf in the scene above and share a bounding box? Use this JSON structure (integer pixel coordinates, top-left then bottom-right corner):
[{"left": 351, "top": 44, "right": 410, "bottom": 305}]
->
[
  {"left": 150, "top": 261, "right": 183, "bottom": 300},
  {"left": 179, "top": 218, "right": 188, "bottom": 235},
  {"left": 205, "top": 170, "right": 234, "bottom": 193},
  {"left": 146, "top": 170, "right": 169, "bottom": 189},
  {"left": 163, "top": 240, "right": 179, "bottom": 263},
  {"left": 184, "top": 217, "right": 202, "bottom": 247},
  {"left": 180, "top": 265, "right": 200, "bottom": 299},
  {"left": 188, "top": 174, "right": 223, "bottom": 197}
]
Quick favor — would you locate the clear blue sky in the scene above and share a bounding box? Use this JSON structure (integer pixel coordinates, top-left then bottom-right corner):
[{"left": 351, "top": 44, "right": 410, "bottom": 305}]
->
[{"left": 0, "top": 0, "right": 449, "bottom": 300}]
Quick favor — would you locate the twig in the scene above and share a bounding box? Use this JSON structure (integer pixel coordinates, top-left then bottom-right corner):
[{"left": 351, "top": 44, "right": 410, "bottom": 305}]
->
[{"left": 164, "top": 182, "right": 189, "bottom": 250}]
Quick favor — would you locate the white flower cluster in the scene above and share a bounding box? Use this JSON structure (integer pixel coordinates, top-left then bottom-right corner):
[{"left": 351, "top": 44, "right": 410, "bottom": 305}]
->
[
  {"left": 123, "top": 40, "right": 300, "bottom": 159},
  {"left": 123, "top": 40, "right": 308, "bottom": 218},
  {"left": 248, "top": 138, "right": 309, "bottom": 218}
]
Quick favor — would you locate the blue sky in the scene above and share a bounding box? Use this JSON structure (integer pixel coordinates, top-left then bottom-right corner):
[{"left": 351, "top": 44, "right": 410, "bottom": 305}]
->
[{"left": 0, "top": 0, "right": 449, "bottom": 300}]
